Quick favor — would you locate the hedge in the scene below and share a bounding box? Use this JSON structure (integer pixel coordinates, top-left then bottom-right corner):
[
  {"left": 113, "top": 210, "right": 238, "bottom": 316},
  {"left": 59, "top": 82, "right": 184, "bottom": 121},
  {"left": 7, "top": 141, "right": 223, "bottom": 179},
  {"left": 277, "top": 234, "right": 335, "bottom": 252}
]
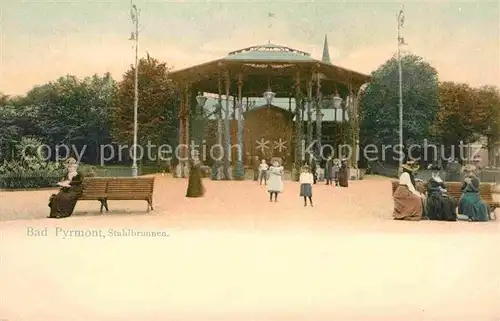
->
[{"left": 0, "top": 169, "right": 65, "bottom": 189}]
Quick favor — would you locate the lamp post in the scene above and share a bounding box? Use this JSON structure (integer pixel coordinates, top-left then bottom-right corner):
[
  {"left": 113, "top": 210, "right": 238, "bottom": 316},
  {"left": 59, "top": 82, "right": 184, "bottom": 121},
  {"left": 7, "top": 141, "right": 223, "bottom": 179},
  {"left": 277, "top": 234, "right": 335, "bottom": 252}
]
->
[
  {"left": 130, "top": 2, "right": 140, "bottom": 177},
  {"left": 397, "top": 7, "right": 406, "bottom": 170},
  {"left": 486, "top": 124, "right": 493, "bottom": 167}
]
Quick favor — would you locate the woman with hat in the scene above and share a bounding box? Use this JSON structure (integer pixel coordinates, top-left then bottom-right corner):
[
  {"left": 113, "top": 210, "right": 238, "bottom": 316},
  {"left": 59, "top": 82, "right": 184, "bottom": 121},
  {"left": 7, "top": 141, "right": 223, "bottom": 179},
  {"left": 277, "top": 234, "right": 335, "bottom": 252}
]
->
[
  {"left": 393, "top": 160, "right": 424, "bottom": 220},
  {"left": 426, "top": 167, "right": 457, "bottom": 221},
  {"left": 267, "top": 159, "right": 284, "bottom": 202},
  {"left": 186, "top": 152, "right": 205, "bottom": 198},
  {"left": 299, "top": 164, "right": 314, "bottom": 206},
  {"left": 457, "top": 164, "right": 489, "bottom": 221},
  {"left": 48, "top": 173, "right": 84, "bottom": 218},
  {"left": 338, "top": 159, "right": 349, "bottom": 187}
]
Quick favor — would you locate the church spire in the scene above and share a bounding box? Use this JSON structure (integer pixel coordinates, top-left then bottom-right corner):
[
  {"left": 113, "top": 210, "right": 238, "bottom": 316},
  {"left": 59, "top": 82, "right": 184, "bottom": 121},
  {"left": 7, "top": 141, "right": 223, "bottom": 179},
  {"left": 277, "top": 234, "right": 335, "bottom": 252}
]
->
[{"left": 321, "top": 34, "right": 331, "bottom": 64}]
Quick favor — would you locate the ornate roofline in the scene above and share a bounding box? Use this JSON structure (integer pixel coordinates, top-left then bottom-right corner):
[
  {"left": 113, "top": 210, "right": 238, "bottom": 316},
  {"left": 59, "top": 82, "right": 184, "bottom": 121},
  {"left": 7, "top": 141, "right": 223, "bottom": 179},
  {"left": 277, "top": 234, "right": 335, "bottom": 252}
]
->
[{"left": 228, "top": 43, "right": 311, "bottom": 57}]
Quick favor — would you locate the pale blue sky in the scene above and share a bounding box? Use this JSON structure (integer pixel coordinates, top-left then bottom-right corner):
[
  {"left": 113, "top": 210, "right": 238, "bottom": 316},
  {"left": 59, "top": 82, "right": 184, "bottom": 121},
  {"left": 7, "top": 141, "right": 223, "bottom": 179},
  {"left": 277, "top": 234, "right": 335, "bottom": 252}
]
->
[{"left": 1, "top": 0, "right": 499, "bottom": 95}]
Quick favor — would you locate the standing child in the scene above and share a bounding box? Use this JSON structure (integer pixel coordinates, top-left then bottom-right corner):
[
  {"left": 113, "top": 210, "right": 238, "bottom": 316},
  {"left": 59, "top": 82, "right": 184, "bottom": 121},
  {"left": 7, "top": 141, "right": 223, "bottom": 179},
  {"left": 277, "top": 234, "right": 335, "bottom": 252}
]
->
[
  {"left": 332, "top": 158, "right": 340, "bottom": 186},
  {"left": 267, "top": 160, "right": 284, "bottom": 202},
  {"left": 299, "top": 165, "right": 314, "bottom": 206},
  {"left": 258, "top": 159, "right": 269, "bottom": 185}
]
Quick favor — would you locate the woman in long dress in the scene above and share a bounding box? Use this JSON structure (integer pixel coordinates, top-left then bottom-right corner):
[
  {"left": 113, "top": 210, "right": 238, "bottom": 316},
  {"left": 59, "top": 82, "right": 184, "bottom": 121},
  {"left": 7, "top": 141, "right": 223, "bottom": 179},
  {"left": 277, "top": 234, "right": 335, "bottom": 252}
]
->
[
  {"left": 338, "top": 159, "right": 349, "bottom": 187},
  {"left": 48, "top": 173, "right": 84, "bottom": 218},
  {"left": 186, "top": 157, "right": 205, "bottom": 198},
  {"left": 267, "top": 160, "right": 284, "bottom": 202},
  {"left": 426, "top": 171, "right": 457, "bottom": 221},
  {"left": 393, "top": 161, "right": 424, "bottom": 221},
  {"left": 458, "top": 172, "right": 489, "bottom": 221}
]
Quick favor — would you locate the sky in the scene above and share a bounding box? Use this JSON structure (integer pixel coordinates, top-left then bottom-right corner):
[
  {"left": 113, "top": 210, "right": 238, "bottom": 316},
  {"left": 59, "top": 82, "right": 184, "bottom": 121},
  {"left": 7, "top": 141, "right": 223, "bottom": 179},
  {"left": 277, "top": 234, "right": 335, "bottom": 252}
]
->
[{"left": 0, "top": 0, "right": 499, "bottom": 96}]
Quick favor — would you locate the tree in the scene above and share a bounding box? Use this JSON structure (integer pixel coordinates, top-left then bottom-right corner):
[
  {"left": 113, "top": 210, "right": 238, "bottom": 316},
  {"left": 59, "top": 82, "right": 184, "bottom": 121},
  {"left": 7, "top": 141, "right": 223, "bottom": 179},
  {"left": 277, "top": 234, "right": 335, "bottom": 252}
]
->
[
  {"left": 0, "top": 94, "right": 38, "bottom": 161},
  {"left": 433, "top": 82, "right": 480, "bottom": 148},
  {"left": 110, "top": 54, "right": 179, "bottom": 164},
  {"left": 22, "top": 74, "right": 115, "bottom": 163},
  {"left": 474, "top": 85, "right": 500, "bottom": 166},
  {"left": 359, "top": 54, "right": 440, "bottom": 162}
]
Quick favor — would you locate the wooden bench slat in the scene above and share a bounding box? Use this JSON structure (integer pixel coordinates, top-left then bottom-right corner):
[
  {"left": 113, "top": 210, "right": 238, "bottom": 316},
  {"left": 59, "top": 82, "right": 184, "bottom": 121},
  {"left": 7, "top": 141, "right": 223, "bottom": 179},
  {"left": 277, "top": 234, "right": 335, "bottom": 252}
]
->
[{"left": 79, "top": 177, "right": 155, "bottom": 213}]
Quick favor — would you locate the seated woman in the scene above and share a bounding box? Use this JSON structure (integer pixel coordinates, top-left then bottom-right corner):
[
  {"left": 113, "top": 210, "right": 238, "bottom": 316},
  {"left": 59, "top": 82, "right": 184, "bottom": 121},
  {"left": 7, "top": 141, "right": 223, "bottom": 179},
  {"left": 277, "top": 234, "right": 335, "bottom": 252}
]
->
[
  {"left": 393, "top": 161, "right": 424, "bottom": 221},
  {"left": 458, "top": 170, "right": 489, "bottom": 222},
  {"left": 48, "top": 173, "right": 84, "bottom": 219},
  {"left": 426, "top": 171, "right": 457, "bottom": 221}
]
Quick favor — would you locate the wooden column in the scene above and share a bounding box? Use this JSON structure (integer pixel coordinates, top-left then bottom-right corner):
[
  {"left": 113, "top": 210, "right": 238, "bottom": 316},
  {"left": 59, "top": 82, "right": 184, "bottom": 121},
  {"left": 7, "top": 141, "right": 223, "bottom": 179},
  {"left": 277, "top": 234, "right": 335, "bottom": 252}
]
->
[
  {"left": 189, "top": 86, "right": 200, "bottom": 159},
  {"left": 306, "top": 73, "right": 313, "bottom": 163},
  {"left": 217, "top": 76, "right": 223, "bottom": 149},
  {"left": 211, "top": 74, "right": 224, "bottom": 180},
  {"left": 340, "top": 91, "right": 345, "bottom": 158},
  {"left": 224, "top": 70, "right": 231, "bottom": 180},
  {"left": 177, "top": 82, "right": 186, "bottom": 178},
  {"left": 232, "top": 96, "right": 236, "bottom": 119},
  {"left": 315, "top": 71, "right": 322, "bottom": 158},
  {"left": 293, "top": 71, "right": 302, "bottom": 180},
  {"left": 235, "top": 73, "right": 244, "bottom": 179},
  {"left": 351, "top": 84, "right": 360, "bottom": 170},
  {"left": 185, "top": 84, "right": 191, "bottom": 159}
]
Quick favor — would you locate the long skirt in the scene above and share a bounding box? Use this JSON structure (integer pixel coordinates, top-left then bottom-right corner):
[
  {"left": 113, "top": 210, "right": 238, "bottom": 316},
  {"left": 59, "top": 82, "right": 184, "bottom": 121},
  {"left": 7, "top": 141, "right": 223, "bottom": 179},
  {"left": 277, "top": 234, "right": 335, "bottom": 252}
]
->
[
  {"left": 426, "top": 193, "right": 457, "bottom": 221},
  {"left": 299, "top": 183, "right": 312, "bottom": 197},
  {"left": 186, "top": 167, "right": 205, "bottom": 197},
  {"left": 338, "top": 168, "right": 348, "bottom": 187},
  {"left": 48, "top": 189, "right": 81, "bottom": 218},
  {"left": 458, "top": 192, "right": 489, "bottom": 221},
  {"left": 393, "top": 185, "right": 423, "bottom": 221}
]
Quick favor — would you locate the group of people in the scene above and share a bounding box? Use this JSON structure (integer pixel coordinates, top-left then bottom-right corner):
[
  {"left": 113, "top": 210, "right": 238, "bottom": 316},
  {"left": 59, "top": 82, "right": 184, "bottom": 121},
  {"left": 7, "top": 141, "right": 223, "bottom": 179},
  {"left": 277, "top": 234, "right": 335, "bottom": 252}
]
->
[
  {"left": 256, "top": 157, "right": 349, "bottom": 205},
  {"left": 47, "top": 156, "right": 492, "bottom": 221},
  {"left": 257, "top": 157, "right": 349, "bottom": 187},
  {"left": 393, "top": 160, "right": 491, "bottom": 222}
]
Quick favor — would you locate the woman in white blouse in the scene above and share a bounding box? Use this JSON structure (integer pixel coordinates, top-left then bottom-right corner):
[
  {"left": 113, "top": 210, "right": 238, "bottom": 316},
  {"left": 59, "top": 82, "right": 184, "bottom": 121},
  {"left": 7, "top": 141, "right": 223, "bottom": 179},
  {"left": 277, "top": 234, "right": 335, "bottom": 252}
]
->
[{"left": 393, "top": 161, "right": 424, "bottom": 220}]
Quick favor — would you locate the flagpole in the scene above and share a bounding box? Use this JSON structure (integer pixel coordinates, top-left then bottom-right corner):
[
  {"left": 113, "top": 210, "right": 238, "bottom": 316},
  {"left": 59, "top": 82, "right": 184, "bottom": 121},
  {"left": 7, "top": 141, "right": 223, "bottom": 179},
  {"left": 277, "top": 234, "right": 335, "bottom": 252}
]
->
[
  {"left": 397, "top": 7, "right": 404, "bottom": 170},
  {"left": 131, "top": 3, "right": 139, "bottom": 177}
]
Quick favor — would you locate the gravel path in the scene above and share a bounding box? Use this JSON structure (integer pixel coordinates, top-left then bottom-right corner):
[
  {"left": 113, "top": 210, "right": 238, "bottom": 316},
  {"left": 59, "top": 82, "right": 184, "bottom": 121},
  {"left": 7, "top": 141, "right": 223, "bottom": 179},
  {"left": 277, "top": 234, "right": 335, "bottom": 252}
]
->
[{"left": 1, "top": 176, "right": 499, "bottom": 320}]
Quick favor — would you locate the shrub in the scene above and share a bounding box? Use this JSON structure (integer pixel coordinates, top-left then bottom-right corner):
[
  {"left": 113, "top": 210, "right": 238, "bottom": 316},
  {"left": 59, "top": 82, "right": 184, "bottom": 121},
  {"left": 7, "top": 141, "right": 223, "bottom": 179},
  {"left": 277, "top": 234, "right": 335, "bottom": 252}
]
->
[
  {"left": 78, "top": 163, "right": 97, "bottom": 177},
  {"left": 0, "top": 167, "right": 65, "bottom": 189},
  {"left": 0, "top": 136, "right": 69, "bottom": 189}
]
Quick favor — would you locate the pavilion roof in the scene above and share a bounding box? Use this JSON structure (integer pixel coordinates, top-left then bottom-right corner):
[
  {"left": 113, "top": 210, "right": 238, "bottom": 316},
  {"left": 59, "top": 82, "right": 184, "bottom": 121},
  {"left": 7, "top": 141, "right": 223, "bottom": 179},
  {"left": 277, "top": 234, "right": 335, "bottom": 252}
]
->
[{"left": 169, "top": 43, "right": 371, "bottom": 93}]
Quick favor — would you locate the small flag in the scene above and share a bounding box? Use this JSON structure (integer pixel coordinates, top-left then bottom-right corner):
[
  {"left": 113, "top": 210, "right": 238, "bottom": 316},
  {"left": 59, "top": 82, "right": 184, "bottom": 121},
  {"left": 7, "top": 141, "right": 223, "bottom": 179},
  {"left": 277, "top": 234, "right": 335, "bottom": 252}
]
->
[
  {"left": 129, "top": 32, "right": 135, "bottom": 40},
  {"left": 268, "top": 12, "right": 275, "bottom": 18}
]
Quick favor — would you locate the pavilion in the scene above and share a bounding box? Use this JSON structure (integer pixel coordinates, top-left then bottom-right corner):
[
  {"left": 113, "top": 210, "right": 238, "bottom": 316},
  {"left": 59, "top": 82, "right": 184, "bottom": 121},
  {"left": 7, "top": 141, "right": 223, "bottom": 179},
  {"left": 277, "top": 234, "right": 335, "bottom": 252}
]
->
[{"left": 169, "top": 36, "right": 371, "bottom": 180}]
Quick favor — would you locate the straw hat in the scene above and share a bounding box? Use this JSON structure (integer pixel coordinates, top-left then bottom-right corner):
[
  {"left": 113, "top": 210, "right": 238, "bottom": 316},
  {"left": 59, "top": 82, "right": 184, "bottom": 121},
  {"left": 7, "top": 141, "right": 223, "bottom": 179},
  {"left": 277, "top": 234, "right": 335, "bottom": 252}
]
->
[
  {"left": 462, "top": 164, "right": 476, "bottom": 173},
  {"left": 270, "top": 157, "right": 282, "bottom": 166},
  {"left": 401, "top": 160, "right": 419, "bottom": 172}
]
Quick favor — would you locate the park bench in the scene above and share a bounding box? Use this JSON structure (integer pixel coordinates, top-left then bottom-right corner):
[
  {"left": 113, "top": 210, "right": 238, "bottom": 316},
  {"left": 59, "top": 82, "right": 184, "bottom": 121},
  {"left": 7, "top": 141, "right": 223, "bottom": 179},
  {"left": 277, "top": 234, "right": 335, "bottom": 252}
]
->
[
  {"left": 391, "top": 180, "right": 499, "bottom": 218},
  {"left": 80, "top": 177, "right": 155, "bottom": 213}
]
